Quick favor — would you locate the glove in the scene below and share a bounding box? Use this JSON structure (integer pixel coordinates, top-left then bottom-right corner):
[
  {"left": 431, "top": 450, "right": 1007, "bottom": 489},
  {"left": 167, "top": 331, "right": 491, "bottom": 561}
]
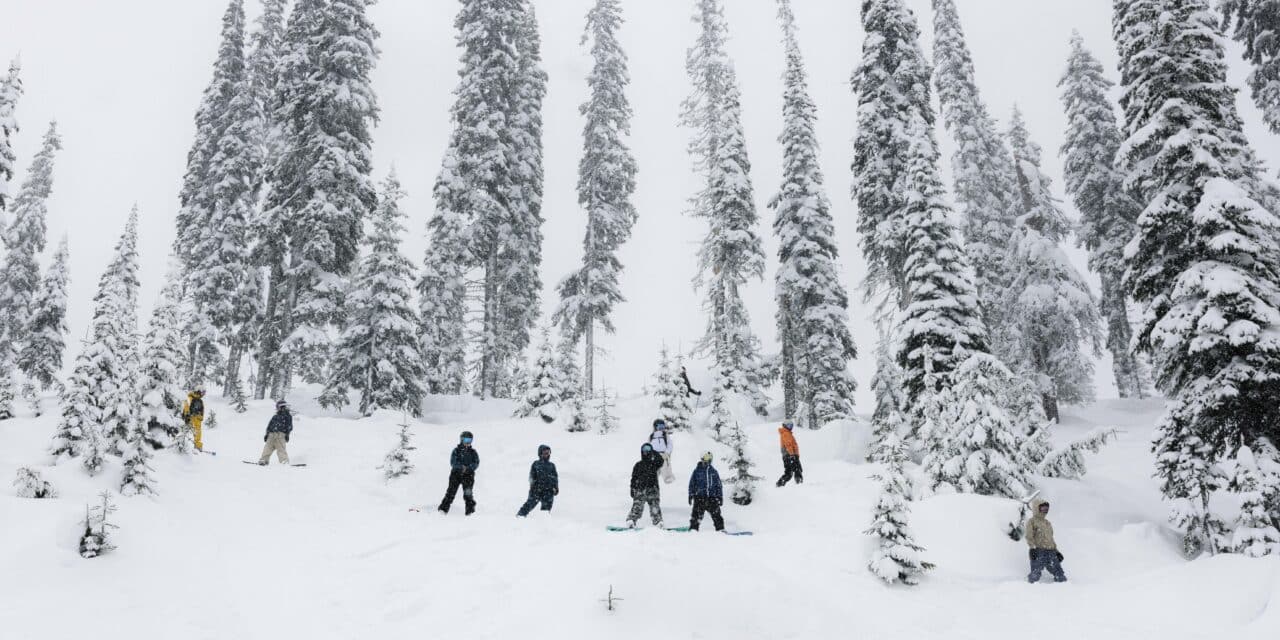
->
[
  {"left": 264, "top": 434, "right": 268, "bottom": 442},
  {"left": 688, "top": 496, "right": 694, "bottom": 505},
  {"left": 1056, "top": 551, "right": 1064, "bottom": 562},
  {"left": 285, "top": 434, "right": 290, "bottom": 443},
  {"left": 716, "top": 498, "right": 723, "bottom": 507},
  {"left": 1028, "top": 549, "right": 1035, "bottom": 561},
  {"left": 553, "top": 488, "right": 559, "bottom": 496}
]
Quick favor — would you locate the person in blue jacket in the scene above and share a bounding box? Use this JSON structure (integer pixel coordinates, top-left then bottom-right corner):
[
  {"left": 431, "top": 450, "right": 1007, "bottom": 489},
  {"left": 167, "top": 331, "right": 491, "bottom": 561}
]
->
[
  {"left": 438, "top": 431, "right": 480, "bottom": 515},
  {"left": 688, "top": 451, "right": 725, "bottom": 532},
  {"left": 517, "top": 444, "right": 559, "bottom": 517}
]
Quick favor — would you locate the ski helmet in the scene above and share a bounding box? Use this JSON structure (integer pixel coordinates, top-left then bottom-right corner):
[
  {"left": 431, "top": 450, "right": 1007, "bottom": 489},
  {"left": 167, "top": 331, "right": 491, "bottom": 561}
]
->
[
  {"left": 641, "top": 443, "right": 654, "bottom": 455},
  {"left": 460, "top": 430, "right": 474, "bottom": 443},
  {"left": 538, "top": 444, "right": 551, "bottom": 457},
  {"left": 700, "top": 451, "right": 713, "bottom": 463},
  {"left": 653, "top": 419, "right": 667, "bottom": 430},
  {"left": 782, "top": 421, "right": 795, "bottom": 430},
  {"left": 276, "top": 400, "right": 289, "bottom": 411}
]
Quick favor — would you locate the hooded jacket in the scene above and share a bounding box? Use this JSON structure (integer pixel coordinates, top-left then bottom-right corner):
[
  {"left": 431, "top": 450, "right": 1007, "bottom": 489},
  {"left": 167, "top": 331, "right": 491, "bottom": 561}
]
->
[
  {"left": 779, "top": 426, "right": 799, "bottom": 456},
  {"left": 1026, "top": 499, "right": 1058, "bottom": 550},
  {"left": 688, "top": 462, "right": 723, "bottom": 500},
  {"left": 451, "top": 445, "right": 480, "bottom": 472},
  {"left": 630, "top": 448, "right": 665, "bottom": 497},
  {"left": 183, "top": 392, "right": 205, "bottom": 419},
  {"left": 528, "top": 458, "right": 558, "bottom": 492}
]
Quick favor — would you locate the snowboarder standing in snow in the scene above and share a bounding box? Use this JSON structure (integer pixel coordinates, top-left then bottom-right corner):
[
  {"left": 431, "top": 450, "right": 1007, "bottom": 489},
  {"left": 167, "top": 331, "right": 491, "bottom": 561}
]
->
[
  {"left": 776, "top": 421, "right": 803, "bottom": 487},
  {"left": 1026, "top": 498, "right": 1067, "bottom": 583},
  {"left": 182, "top": 388, "right": 207, "bottom": 452},
  {"left": 517, "top": 445, "right": 559, "bottom": 517},
  {"left": 626, "top": 442, "right": 665, "bottom": 528},
  {"left": 688, "top": 452, "right": 725, "bottom": 532},
  {"left": 650, "top": 419, "right": 676, "bottom": 484},
  {"left": 439, "top": 431, "right": 479, "bottom": 515},
  {"left": 680, "top": 366, "right": 702, "bottom": 397},
  {"left": 258, "top": 400, "right": 293, "bottom": 465}
]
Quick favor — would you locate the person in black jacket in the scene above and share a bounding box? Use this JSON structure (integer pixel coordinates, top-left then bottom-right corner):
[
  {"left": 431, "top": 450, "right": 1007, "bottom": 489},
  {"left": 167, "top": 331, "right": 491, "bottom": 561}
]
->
[
  {"left": 517, "top": 445, "right": 559, "bottom": 517},
  {"left": 680, "top": 366, "right": 702, "bottom": 397},
  {"left": 439, "top": 431, "right": 480, "bottom": 515},
  {"left": 257, "top": 400, "right": 293, "bottom": 465},
  {"left": 625, "top": 443, "right": 665, "bottom": 528}
]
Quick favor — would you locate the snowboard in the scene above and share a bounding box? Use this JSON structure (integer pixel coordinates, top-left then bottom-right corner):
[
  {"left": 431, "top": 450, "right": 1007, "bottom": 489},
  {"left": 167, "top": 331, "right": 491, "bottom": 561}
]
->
[
  {"left": 606, "top": 525, "right": 690, "bottom": 532},
  {"left": 242, "top": 461, "right": 306, "bottom": 467},
  {"left": 664, "top": 527, "right": 752, "bottom": 536}
]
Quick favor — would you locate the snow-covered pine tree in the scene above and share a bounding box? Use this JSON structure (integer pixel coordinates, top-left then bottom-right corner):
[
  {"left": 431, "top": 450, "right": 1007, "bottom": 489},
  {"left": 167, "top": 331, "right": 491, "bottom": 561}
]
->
[
  {"left": 49, "top": 359, "right": 94, "bottom": 461},
  {"left": 80, "top": 416, "right": 107, "bottom": 476},
  {"left": 707, "top": 370, "right": 734, "bottom": 443},
  {"left": 431, "top": 0, "right": 545, "bottom": 400},
  {"left": 0, "top": 122, "right": 61, "bottom": 359},
  {"left": 245, "top": 0, "right": 288, "bottom": 165},
  {"left": 566, "top": 393, "right": 590, "bottom": 433},
  {"left": 513, "top": 327, "right": 565, "bottom": 422},
  {"left": 139, "top": 267, "right": 189, "bottom": 449},
  {"left": 119, "top": 416, "right": 157, "bottom": 497},
  {"left": 852, "top": 0, "right": 935, "bottom": 309},
  {"left": 0, "top": 58, "right": 21, "bottom": 214},
  {"left": 13, "top": 467, "right": 56, "bottom": 498},
  {"left": 1038, "top": 428, "right": 1119, "bottom": 479},
  {"left": 78, "top": 492, "right": 117, "bottom": 559},
  {"left": 930, "top": 0, "right": 1022, "bottom": 332},
  {"left": 382, "top": 422, "right": 416, "bottom": 481},
  {"left": 771, "top": 0, "right": 856, "bottom": 429},
  {"left": 865, "top": 433, "right": 933, "bottom": 585},
  {"left": 682, "top": 0, "right": 769, "bottom": 417},
  {"left": 653, "top": 348, "right": 694, "bottom": 431},
  {"left": 320, "top": 171, "right": 426, "bottom": 417},
  {"left": 92, "top": 210, "right": 142, "bottom": 453},
  {"left": 263, "top": 0, "right": 379, "bottom": 391},
  {"left": 933, "top": 351, "right": 1032, "bottom": 498},
  {"left": 595, "top": 389, "right": 619, "bottom": 435},
  {"left": 187, "top": 0, "right": 263, "bottom": 399},
  {"left": 1002, "top": 107, "right": 1103, "bottom": 421},
  {"left": 725, "top": 420, "right": 760, "bottom": 506},
  {"left": 417, "top": 201, "right": 469, "bottom": 396},
  {"left": 20, "top": 236, "right": 70, "bottom": 394},
  {"left": 1228, "top": 445, "right": 1280, "bottom": 556},
  {"left": 1058, "top": 32, "right": 1147, "bottom": 399},
  {"left": 0, "top": 370, "right": 14, "bottom": 420},
  {"left": 1115, "top": 0, "right": 1280, "bottom": 554},
  {"left": 552, "top": 0, "right": 638, "bottom": 396},
  {"left": 893, "top": 111, "right": 989, "bottom": 410},
  {"left": 868, "top": 339, "right": 908, "bottom": 463},
  {"left": 1221, "top": 0, "right": 1280, "bottom": 134}
]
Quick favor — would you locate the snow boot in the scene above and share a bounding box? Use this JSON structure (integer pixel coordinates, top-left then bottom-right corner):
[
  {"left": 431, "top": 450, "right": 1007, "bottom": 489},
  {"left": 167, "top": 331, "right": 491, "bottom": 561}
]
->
[
  {"left": 464, "top": 499, "right": 476, "bottom": 516},
  {"left": 626, "top": 520, "right": 637, "bottom": 529}
]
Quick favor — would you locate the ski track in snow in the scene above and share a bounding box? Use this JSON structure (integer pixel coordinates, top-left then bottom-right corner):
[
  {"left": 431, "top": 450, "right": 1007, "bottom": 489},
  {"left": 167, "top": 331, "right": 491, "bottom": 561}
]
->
[{"left": 2, "top": 393, "right": 1278, "bottom": 640}]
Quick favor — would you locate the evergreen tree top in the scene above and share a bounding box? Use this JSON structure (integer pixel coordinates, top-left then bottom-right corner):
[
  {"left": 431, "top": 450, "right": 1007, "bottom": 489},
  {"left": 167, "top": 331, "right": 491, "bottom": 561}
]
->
[
  {"left": 3, "top": 121, "right": 61, "bottom": 254},
  {"left": 1007, "top": 106, "right": 1072, "bottom": 241}
]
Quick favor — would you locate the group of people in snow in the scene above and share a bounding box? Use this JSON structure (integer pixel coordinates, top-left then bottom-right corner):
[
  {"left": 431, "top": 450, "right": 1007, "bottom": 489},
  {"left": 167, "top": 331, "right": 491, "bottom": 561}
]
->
[{"left": 192, "top": 388, "right": 1068, "bottom": 580}]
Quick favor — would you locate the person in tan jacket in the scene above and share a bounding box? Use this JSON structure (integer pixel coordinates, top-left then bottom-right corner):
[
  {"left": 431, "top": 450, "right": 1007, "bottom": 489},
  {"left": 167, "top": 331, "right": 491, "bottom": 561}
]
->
[{"left": 1026, "top": 498, "right": 1067, "bottom": 583}]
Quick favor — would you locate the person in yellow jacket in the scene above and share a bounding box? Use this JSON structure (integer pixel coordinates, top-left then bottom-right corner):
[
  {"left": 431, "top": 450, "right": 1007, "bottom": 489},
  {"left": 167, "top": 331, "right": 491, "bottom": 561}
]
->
[
  {"left": 182, "top": 389, "right": 207, "bottom": 452},
  {"left": 1026, "top": 498, "right": 1067, "bottom": 583}
]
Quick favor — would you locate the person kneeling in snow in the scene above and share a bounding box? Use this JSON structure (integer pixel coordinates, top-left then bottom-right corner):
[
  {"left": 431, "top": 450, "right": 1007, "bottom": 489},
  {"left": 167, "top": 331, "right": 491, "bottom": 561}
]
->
[
  {"left": 517, "top": 445, "right": 559, "bottom": 517},
  {"left": 258, "top": 400, "right": 293, "bottom": 465},
  {"left": 439, "top": 431, "right": 479, "bottom": 515},
  {"left": 688, "top": 452, "right": 725, "bottom": 532},
  {"left": 626, "top": 443, "right": 665, "bottom": 528},
  {"left": 1026, "top": 498, "right": 1067, "bottom": 583}
]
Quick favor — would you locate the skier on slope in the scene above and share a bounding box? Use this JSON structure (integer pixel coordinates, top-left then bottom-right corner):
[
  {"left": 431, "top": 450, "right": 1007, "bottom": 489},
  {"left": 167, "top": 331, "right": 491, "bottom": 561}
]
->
[
  {"left": 688, "top": 452, "right": 725, "bottom": 532},
  {"left": 1026, "top": 498, "right": 1067, "bottom": 583},
  {"left": 649, "top": 419, "right": 676, "bottom": 484},
  {"left": 680, "top": 366, "right": 702, "bottom": 397},
  {"left": 776, "top": 421, "right": 803, "bottom": 487},
  {"left": 517, "top": 445, "right": 559, "bottom": 517},
  {"left": 258, "top": 400, "right": 293, "bottom": 465},
  {"left": 439, "top": 431, "right": 480, "bottom": 515},
  {"left": 182, "top": 388, "right": 207, "bottom": 452},
  {"left": 625, "top": 442, "right": 666, "bottom": 528}
]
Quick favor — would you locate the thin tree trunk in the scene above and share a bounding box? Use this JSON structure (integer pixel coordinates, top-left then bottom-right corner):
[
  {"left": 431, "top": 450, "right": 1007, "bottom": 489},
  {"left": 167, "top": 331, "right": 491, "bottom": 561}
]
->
[{"left": 584, "top": 318, "right": 594, "bottom": 397}]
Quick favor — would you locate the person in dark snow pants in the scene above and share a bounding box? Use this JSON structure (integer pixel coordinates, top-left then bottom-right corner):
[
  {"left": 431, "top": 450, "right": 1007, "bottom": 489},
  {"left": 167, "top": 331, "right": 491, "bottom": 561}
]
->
[
  {"left": 626, "top": 443, "right": 665, "bottom": 527},
  {"left": 439, "top": 431, "right": 480, "bottom": 515},
  {"left": 776, "top": 421, "right": 803, "bottom": 486},
  {"left": 680, "top": 366, "right": 702, "bottom": 397},
  {"left": 688, "top": 452, "right": 725, "bottom": 532},
  {"left": 1026, "top": 498, "right": 1067, "bottom": 583},
  {"left": 517, "top": 445, "right": 559, "bottom": 516}
]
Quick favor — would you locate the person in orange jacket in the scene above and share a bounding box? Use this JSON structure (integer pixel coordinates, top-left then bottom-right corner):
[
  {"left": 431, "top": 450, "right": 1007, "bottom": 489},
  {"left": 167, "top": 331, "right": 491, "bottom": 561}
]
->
[{"left": 776, "top": 421, "right": 803, "bottom": 487}]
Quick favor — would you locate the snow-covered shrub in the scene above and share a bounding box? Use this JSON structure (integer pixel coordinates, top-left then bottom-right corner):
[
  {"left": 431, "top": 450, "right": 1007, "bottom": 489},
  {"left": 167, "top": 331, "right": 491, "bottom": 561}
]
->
[
  {"left": 119, "top": 420, "right": 157, "bottom": 497},
  {"left": 382, "top": 423, "right": 415, "bottom": 481},
  {"left": 1228, "top": 446, "right": 1280, "bottom": 557},
  {"left": 865, "top": 434, "right": 933, "bottom": 585},
  {"left": 652, "top": 348, "right": 693, "bottom": 431},
  {"left": 595, "top": 390, "right": 619, "bottom": 435},
  {"left": 13, "top": 467, "right": 56, "bottom": 498},
  {"left": 514, "top": 328, "right": 571, "bottom": 423},
  {"left": 79, "top": 491, "right": 118, "bottom": 559},
  {"left": 566, "top": 394, "right": 590, "bottom": 433},
  {"left": 1039, "top": 428, "right": 1117, "bottom": 479},
  {"left": 725, "top": 421, "right": 760, "bottom": 506}
]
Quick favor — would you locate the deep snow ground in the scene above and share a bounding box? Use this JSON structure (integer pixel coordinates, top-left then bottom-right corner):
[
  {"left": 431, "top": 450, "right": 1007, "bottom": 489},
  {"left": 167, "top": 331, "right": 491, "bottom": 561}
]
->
[{"left": 2, "top": 394, "right": 1278, "bottom": 640}]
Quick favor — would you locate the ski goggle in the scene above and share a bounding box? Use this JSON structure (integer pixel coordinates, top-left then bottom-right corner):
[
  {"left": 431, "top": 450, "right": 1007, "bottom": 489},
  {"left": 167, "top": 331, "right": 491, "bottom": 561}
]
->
[
  {"left": 462, "top": 437, "right": 473, "bottom": 444},
  {"left": 642, "top": 444, "right": 654, "bottom": 453},
  {"left": 655, "top": 423, "right": 667, "bottom": 430}
]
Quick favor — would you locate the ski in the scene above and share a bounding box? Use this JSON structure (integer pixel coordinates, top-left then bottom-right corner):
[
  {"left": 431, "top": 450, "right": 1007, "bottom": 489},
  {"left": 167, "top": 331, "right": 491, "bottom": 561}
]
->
[
  {"left": 197, "top": 450, "right": 217, "bottom": 456},
  {"left": 723, "top": 531, "right": 753, "bottom": 536},
  {"left": 242, "top": 461, "right": 306, "bottom": 467}
]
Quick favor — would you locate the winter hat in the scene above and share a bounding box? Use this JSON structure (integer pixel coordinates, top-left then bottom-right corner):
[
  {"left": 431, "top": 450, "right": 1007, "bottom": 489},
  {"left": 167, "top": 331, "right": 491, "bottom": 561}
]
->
[
  {"left": 460, "top": 430, "right": 474, "bottom": 442},
  {"left": 538, "top": 444, "right": 551, "bottom": 457},
  {"left": 275, "top": 400, "right": 289, "bottom": 411},
  {"left": 653, "top": 419, "right": 667, "bottom": 430},
  {"left": 700, "top": 451, "right": 713, "bottom": 463},
  {"left": 782, "top": 421, "right": 795, "bottom": 430}
]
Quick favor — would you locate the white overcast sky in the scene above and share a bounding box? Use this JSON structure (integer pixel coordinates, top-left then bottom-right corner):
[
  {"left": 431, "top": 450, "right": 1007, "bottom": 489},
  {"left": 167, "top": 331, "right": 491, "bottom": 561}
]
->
[{"left": 1, "top": 0, "right": 1277, "bottom": 407}]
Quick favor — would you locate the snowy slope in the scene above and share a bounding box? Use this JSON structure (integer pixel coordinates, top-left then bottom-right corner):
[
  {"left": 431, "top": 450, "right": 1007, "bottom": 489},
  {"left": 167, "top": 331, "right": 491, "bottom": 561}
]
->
[{"left": 2, "top": 395, "right": 1278, "bottom": 640}]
